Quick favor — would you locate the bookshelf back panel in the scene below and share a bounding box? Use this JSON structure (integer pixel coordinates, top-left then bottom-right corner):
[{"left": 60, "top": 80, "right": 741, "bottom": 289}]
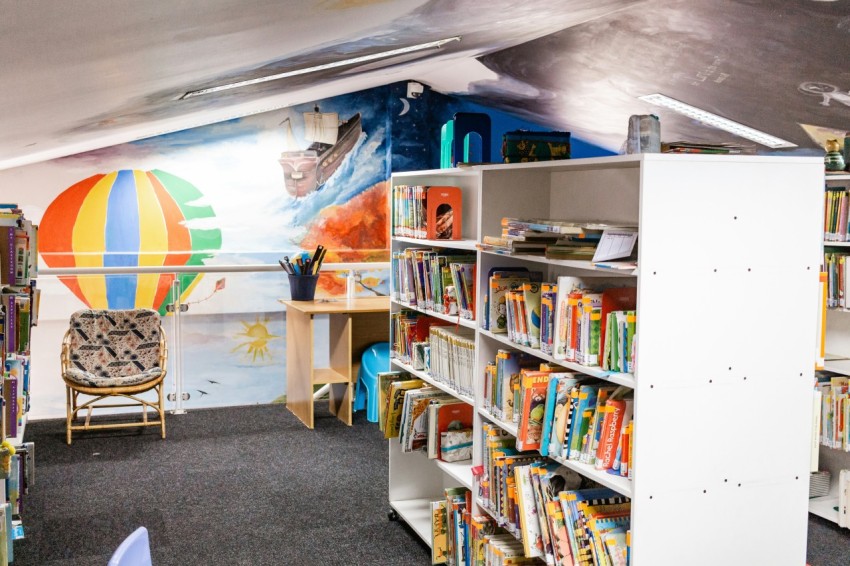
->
[
  {"left": 548, "top": 168, "right": 640, "bottom": 225},
  {"left": 479, "top": 170, "right": 553, "bottom": 237}
]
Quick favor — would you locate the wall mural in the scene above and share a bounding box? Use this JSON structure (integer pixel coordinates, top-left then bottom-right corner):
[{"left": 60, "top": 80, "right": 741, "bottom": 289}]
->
[{"left": 40, "top": 169, "right": 221, "bottom": 314}]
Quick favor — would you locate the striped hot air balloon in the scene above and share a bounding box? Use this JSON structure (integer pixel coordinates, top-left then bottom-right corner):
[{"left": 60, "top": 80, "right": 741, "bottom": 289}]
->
[{"left": 40, "top": 169, "right": 222, "bottom": 314}]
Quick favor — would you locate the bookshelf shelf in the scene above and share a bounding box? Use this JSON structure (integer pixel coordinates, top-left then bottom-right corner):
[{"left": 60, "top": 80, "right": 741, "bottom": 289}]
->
[
  {"left": 479, "top": 248, "right": 637, "bottom": 277},
  {"left": 388, "top": 154, "right": 822, "bottom": 562},
  {"left": 547, "top": 453, "right": 632, "bottom": 497},
  {"left": 809, "top": 495, "right": 840, "bottom": 523},
  {"left": 394, "top": 236, "right": 478, "bottom": 251},
  {"left": 478, "top": 329, "right": 635, "bottom": 388},
  {"left": 390, "top": 298, "right": 476, "bottom": 329},
  {"left": 390, "top": 358, "right": 474, "bottom": 405},
  {"left": 388, "top": 497, "right": 434, "bottom": 543},
  {"left": 435, "top": 459, "right": 473, "bottom": 489},
  {"left": 824, "top": 241, "right": 850, "bottom": 248},
  {"left": 478, "top": 408, "right": 518, "bottom": 437}
]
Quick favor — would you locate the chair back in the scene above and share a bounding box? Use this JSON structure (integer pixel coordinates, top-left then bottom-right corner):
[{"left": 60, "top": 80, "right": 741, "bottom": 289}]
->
[
  {"left": 107, "top": 526, "right": 152, "bottom": 566},
  {"left": 66, "top": 309, "right": 162, "bottom": 379}
]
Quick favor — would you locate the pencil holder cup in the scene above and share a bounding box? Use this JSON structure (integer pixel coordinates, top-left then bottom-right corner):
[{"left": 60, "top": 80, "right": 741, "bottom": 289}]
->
[{"left": 288, "top": 274, "right": 319, "bottom": 301}]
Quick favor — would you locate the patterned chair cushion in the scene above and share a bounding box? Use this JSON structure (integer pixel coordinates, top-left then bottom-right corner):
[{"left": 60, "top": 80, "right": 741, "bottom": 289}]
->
[{"left": 64, "top": 308, "right": 164, "bottom": 388}]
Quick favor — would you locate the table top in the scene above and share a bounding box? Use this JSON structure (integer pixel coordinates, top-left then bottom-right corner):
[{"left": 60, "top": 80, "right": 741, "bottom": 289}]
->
[{"left": 280, "top": 296, "right": 390, "bottom": 314}]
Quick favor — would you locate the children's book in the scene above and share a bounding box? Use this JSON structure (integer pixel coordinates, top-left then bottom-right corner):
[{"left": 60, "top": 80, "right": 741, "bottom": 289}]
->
[
  {"left": 513, "top": 465, "right": 544, "bottom": 559},
  {"left": 384, "top": 379, "right": 425, "bottom": 439},
  {"left": 435, "top": 401, "right": 474, "bottom": 460},
  {"left": 566, "top": 385, "right": 599, "bottom": 460},
  {"left": 552, "top": 277, "right": 583, "bottom": 360},
  {"left": 522, "top": 282, "right": 542, "bottom": 349},
  {"left": 431, "top": 500, "right": 449, "bottom": 564},
  {"left": 516, "top": 371, "right": 552, "bottom": 452},
  {"left": 377, "top": 371, "right": 411, "bottom": 433}
]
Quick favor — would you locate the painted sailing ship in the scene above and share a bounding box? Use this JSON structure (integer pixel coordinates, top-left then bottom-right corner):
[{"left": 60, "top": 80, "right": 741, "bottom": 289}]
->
[{"left": 278, "top": 106, "right": 362, "bottom": 197}]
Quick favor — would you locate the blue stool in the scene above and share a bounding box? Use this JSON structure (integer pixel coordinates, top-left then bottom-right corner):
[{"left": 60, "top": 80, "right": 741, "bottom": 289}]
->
[{"left": 354, "top": 342, "right": 390, "bottom": 423}]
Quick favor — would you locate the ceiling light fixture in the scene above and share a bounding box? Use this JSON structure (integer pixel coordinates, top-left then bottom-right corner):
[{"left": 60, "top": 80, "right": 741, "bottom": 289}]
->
[
  {"left": 638, "top": 93, "right": 797, "bottom": 149},
  {"left": 181, "top": 36, "right": 461, "bottom": 99}
]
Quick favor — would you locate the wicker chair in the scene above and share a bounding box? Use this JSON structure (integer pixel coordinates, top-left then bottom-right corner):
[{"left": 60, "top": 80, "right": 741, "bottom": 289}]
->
[{"left": 61, "top": 308, "right": 167, "bottom": 445}]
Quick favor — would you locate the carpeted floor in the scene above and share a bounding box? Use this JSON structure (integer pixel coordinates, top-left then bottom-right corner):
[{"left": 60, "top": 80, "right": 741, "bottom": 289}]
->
[
  {"left": 11, "top": 402, "right": 850, "bottom": 565},
  {"left": 13, "top": 403, "right": 431, "bottom": 566}
]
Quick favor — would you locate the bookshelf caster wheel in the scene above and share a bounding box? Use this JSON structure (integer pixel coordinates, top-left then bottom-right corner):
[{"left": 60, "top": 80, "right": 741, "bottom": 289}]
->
[{"left": 388, "top": 510, "right": 399, "bottom": 521}]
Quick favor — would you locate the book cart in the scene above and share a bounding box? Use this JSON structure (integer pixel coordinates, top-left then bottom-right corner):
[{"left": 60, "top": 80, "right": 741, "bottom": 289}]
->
[
  {"left": 812, "top": 171, "right": 850, "bottom": 524},
  {"left": 388, "top": 154, "right": 823, "bottom": 565}
]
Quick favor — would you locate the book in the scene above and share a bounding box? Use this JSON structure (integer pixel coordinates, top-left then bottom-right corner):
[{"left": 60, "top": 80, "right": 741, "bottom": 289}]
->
[
  {"left": 522, "top": 282, "right": 542, "bottom": 349},
  {"left": 431, "top": 500, "right": 449, "bottom": 564},
  {"left": 384, "top": 379, "right": 424, "bottom": 439},
  {"left": 516, "top": 371, "right": 552, "bottom": 452}
]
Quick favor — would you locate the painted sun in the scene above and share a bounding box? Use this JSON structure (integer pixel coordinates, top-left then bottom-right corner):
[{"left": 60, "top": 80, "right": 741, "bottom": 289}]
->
[{"left": 233, "top": 315, "right": 281, "bottom": 362}]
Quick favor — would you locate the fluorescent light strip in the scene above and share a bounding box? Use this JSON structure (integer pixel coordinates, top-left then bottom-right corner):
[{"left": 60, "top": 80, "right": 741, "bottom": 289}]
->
[
  {"left": 181, "top": 36, "right": 461, "bottom": 99},
  {"left": 638, "top": 93, "right": 797, "bottom": 149}
]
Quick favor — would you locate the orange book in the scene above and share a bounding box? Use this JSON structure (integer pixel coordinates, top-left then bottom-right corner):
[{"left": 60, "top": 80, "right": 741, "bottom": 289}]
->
[
  {"left": 516, "top": 371, "right": 552, "bottom": 451},
  {"left": 595, "top": 399, "right": 628, "bottom": 470}
]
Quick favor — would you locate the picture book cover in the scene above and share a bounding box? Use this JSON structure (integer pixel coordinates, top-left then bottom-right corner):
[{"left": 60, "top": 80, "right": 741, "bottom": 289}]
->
[
  {"left": 522, "top": 282, "right": 542, "bottom": 349},
  {"left": 513, "top": 465, "right": 544, "bottom": 559},
  {"left": 566, "top": 385, "right": 599, "bottom": 460},
  {"left": 384, "top": 379, "right": 424, "bottom": 439},
  {"left": 431, "top": 500, "right": 449, "bottom": 564},
  {"left": 403, "top": 389, "right": 452, "bottom": 453},
  {"left": 516, "top": 371, "right": 552, "bottom": 452},
  {"left": 377, "top": 371, "right": 410, "bottom": 433},
  {"left": 426, "top": 186, "right": 462, "bottom": 240}
]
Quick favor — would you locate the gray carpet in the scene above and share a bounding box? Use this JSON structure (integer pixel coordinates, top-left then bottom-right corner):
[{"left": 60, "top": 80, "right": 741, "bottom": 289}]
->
[
  {"left": 13, "top": 403, "right": 431, "bottom": 566},
  {"left": 11, "top": 403, "right": 850, "bottom": 565}
]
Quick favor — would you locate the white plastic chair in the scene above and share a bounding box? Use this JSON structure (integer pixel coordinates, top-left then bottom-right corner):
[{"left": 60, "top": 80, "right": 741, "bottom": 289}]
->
[{"left": 108, "top": 527, "right": 152, "bottom": 566}]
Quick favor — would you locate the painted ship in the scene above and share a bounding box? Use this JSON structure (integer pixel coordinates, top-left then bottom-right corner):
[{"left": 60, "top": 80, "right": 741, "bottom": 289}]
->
[{"left": 278, "top": 106, "right": 362, "bottom": 198}]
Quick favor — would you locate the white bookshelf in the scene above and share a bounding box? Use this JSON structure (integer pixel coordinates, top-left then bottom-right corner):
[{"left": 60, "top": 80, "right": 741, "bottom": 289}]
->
[
  {"left": 388, "top": 154, "right": 823, "bottom": 564},
  {"left": 389, "top": 298, "right": 476, "bottom": 330}
]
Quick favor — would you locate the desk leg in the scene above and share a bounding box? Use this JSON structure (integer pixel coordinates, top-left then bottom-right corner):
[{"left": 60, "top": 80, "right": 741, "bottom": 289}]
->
[
  {"left": 286, "top": 307, "right": 315, "bottom": 429},
  {"left": 327, "top": 314, "right": 353, "bottom": 425}
]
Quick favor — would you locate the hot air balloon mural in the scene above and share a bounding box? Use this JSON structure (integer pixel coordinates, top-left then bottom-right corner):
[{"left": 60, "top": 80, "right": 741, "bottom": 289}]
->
[{"left": 40, "top": 169, "right": 222, "bottom": 314}]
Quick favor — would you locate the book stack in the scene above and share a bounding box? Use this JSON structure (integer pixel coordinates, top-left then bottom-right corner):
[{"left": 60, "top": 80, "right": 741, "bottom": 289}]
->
[
  {"left": 661, "top": 141, "right": 748, "bottom": 154},
  {"left": 478, "top": 218, "right": 607, "bottom": 258},
  {"left": 824, "top": 252, "right": 850, "bottom": 308}
]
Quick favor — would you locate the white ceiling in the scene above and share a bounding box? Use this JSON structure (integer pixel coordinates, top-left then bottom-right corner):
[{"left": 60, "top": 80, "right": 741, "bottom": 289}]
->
[{"left": 0, "top": 0, "right": 635, "bottom": 170}]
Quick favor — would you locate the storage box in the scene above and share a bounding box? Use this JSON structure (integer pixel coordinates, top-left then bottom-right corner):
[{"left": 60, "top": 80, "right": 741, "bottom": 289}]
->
[{"left": 502, "top": 130, "right": 570, "bottom": 163}]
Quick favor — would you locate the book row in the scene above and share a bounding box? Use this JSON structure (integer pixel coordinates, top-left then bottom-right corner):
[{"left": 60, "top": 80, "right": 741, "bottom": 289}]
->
[
  {"left": 392, "top": 248, "right": 476, "bottom": 320},
  {"left": 378, "top": 373, "right": 473, "bottom": 462},
  {"left": 392, "top": 184, "right": 463, "bottom": 241},
  {"left": 390, "top": 311, "right": 476, "bottom": 396},
  {"left": 824, "top": 252, "right": 850, "bottom": 309},
  {"left": 825, "top": 186, "right": 850, "bottom": 242},
  {"left": 484, "top": 273, "right": 636, "bottom": 372},
  {"left": 816, "top": 372, "right": 850, "bottom": 451},
  {"left": 482, "top": 362, "right": 634, "bottom": 478},
  {"left": 477, "top": 423, "right": 630, "bottom": 565}
]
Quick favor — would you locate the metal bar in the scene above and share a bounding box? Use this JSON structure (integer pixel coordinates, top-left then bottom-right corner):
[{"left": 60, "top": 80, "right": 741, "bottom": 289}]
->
[
  {"left": 172, "top": 278, "right": 186, "bottom": 415},
  {"left": 40, "top": 262, "right": 389, "bottom": 276}
]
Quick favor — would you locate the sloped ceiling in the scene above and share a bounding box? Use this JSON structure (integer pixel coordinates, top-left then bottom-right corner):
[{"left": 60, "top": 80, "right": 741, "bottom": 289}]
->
[{"left": 2, "top": 0, "right": 849, "bottom": 170}]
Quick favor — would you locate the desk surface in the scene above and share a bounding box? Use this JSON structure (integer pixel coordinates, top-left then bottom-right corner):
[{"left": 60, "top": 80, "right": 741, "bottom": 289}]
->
[{"left": 281, "top": 296, "right": 390, "bottom": 315}]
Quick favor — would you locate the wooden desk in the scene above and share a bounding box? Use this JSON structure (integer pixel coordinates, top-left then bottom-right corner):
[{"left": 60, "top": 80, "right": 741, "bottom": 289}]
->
[{"left": 282, "top": 296, "right": 389, "bottom": 429}]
